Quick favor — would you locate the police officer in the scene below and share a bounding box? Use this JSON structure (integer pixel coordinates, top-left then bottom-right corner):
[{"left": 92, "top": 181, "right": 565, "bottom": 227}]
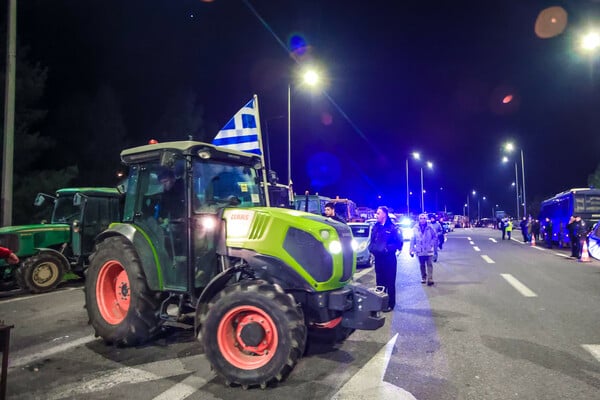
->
[{"left": 368, "top": 206, "right": 403, "bottom": 312}]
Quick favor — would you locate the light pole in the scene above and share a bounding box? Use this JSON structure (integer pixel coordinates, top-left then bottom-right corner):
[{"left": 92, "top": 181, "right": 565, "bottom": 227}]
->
[
  {"left": 406, "top": 151, "right": 421, "bottom": 216},
  {"left": 503, "top": 155, "right": 520, "bottom": 220},
  {"left": 420, "top": 161, "right": 433, "bottom": 213},
  {"left": 288, "top": 68, "right": 322, "bottom": 187},
  {"left": 504, "top": 142, "right": 526, "bottom": 218}
]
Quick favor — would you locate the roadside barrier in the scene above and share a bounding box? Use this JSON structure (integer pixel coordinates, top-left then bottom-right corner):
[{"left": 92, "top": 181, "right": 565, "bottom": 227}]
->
[{"left": 580, "top": 240, "right": 591, "bottom": 263}]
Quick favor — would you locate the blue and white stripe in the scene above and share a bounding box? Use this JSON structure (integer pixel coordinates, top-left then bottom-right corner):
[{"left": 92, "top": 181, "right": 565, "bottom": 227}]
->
[{"left": 212, "top": 99, "right": 261, "bottom": 155}]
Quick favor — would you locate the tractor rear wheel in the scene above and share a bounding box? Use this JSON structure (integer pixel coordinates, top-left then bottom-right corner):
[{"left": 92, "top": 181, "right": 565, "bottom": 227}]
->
[
  {"left": 199, "top": 280, "right": 306, "bottom": 388},
  {"left": 16, "top": 251, "right": 65, "bottom": 293},
  {"left": 85, "top": 236, "right": 161, "bottom": 346}
]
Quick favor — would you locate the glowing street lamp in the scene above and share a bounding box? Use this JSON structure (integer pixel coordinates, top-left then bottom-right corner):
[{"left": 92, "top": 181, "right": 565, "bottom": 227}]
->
[
  {"left": 288, "top": 67, "right": 323, "bottom": 186},
  {"left": 503, "top": 142, "right": 527, "bottom": 218},
  {"left": 405, "top": 151, "right": 420, "bottom": 216},
  {"left": 581, "top": 31, "right": 600, "bottom": 52}
]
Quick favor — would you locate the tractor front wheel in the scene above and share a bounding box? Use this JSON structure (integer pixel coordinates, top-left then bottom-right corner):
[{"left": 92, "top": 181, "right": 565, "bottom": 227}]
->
[
  {"left": 199, "top": 280, "right": 306, "bottom": 388},
  {"left": 16, "top": 251, "right": 66, "bottom": 293},
  {"left": 85, "top": 236, "right": 161, "bottom": 346}
]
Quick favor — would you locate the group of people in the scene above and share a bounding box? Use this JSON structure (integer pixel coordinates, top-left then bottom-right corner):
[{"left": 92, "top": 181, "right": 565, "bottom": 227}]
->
[
  {"left": 366, "top": 207, "right": 443, "bottom": 312},
  {"left": 499, "top": 214, "right": 590, "bottom": 258}
]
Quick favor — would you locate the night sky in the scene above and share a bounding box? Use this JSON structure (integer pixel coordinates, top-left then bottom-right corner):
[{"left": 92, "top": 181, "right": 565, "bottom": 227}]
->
[{"left": 12, "top": 0, "right": 600, "bottom": 216}]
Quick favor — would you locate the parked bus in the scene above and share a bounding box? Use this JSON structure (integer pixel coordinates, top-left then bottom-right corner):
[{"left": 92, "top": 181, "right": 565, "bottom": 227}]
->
[{"left": 538, "top": 188, "right": 600, "bottom": 245}]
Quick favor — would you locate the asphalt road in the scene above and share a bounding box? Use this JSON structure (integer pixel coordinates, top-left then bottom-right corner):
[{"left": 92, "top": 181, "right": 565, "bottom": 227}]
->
[{"left": 2, "top": 228, "right": 600, "bottom": 400}]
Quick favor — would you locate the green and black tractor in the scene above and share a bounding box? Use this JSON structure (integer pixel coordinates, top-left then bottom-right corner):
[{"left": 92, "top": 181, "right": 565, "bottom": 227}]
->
[
  {"left": 0, "top": 188, "right": 122, "bottom": 293},
  {"left": 84, "top": 140, "right": 387, "bottom": 388}
]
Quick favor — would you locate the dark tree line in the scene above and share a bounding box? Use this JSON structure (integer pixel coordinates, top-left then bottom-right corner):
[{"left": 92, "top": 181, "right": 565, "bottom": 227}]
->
[{"left": 1, "top": 44, "right": 207, "bottom": 224}]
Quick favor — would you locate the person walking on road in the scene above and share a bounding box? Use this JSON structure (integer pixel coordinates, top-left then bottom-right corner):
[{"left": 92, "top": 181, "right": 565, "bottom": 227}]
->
[
  {"left": 429, "top": 215, "right": 444, "bottom": 262},
  {"left": 410, "top": 213, "right": 438, "bottom": 286},
  {"left": 368, "top": 206, "right": 403, "bottom": 312}
]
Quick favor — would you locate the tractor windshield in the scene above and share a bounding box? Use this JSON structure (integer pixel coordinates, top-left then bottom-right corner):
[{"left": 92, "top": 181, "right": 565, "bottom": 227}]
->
[
  {"left": 193, "top": 160, "right": 264, "bottom": 212},
  {"left": 51, "top": 196, "right": 81, "bottom": 224}
]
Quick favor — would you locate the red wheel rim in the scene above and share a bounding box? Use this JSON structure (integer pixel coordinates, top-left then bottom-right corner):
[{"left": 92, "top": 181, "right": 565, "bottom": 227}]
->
[
  {"left": 96, "top": 260, "right": 131, "bottom": 325},
  {"left": 217, "top": 305, "right": 278, "bottom": 370}
]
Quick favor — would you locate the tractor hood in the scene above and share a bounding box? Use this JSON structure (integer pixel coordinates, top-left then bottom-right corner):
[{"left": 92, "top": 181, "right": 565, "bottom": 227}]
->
[{"left": 0, "top": 224, "right": 70, "bottom": 235}]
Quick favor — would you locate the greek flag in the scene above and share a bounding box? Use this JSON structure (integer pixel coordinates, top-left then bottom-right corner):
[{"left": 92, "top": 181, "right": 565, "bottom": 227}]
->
[{"left": 212, "top": 98, "right": 261, "bottom": 155}]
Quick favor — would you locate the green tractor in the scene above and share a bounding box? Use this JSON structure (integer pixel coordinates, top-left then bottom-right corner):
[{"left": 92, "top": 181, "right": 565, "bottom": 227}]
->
[
  {"left": 0, "top": 188, "right": 122, "bottom": 293},
  {"left": 84, "top": 140, "right": 388, "bottom": 388}
]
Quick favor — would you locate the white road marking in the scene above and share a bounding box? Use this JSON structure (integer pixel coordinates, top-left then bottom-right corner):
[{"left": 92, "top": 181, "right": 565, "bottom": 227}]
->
[
  {"left": 488, "top": 238, "right": 497, "bottom": 243},
  {"left": 469, "top": 241, "right": 475, "bottom": 245},
  {"left": 152, "top": 374, "right": 215, "bottom": 400},
  {"left": 467, "top": 237, "right": 471, "bottom": 241},
  {"left": 473, "top": 246, "right": 480, "bottom": 252},
  {"left": 582, "top": 344, "right": 600, "bottom": 362},
  {"left": 481, "top": 255, "right": 495, "bottom": 264},
  {"left": 531, "top": 245, "right": 545, "bottom": 251},
  {"left": 37, "top": 354, "right": 212, "bottom": 400},
  {"left": 500, "top": 274, "right": 538, "bottom": 297},
  {"left": 555, "top": 252, "right": 571, "bottom": 258},
  {"left": 331, "top": 333, "right": 417, "bottom": 400},
  {"left": 10, "top": 334, "right": 97, "bottom": 369},
  {"left": 0, "top": 287, "right": 80, "bottom": 304}
]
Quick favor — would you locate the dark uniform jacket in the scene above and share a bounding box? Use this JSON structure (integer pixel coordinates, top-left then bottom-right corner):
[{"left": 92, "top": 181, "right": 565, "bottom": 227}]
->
[{"left": 369, "top": 219, "right": 403, "bottom": 255}]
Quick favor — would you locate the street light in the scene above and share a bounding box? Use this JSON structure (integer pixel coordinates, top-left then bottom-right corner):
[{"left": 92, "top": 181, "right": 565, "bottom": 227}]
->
[
  {"left": 406, "top": 151, "right": 420, "bottom": 216},
  {"left": 420, "top": 161, "right": 433, "bottom": 213},
  {"left": 503, "top": 156, "right": 520, "bottom": 219},
  {"left": 288, "top": 67, "right": 322, "bottom": 186},
  {"left": 504, "top": 142, "right": 527, "bottom": 218}
]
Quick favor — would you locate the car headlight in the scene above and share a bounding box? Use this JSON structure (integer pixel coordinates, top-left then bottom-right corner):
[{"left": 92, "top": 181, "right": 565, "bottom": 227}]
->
[
  {"left": 358, "top": 241, "right": 368, "bottom": 251},
  {"left": 328, "top": 240, "right": 342, "bottom": 254}
]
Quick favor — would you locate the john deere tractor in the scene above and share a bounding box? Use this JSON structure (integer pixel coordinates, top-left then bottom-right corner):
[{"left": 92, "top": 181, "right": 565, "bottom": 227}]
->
[
  {"left": 0, "top": 188, "right": 122, "bottom": 293},
  {"left": 84, "top": 140, "right": 387, "bottom": 388}
]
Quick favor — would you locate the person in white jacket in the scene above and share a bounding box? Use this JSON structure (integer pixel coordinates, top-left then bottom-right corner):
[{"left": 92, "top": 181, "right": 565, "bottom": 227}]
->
[{"left": 410, "top": 213, "right": 439, "bottom": 286}]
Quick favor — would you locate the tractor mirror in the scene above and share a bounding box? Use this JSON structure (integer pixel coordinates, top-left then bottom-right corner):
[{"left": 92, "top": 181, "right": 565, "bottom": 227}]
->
[
  {"left": 73, "top": 193, "right": 82, "bottom": 206},
  {"left": 34, "top": 194, "right": 45, "bottom": 206}
]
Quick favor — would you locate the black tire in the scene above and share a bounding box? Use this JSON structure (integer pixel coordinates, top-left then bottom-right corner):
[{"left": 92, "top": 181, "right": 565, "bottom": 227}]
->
[
  {"left": 199, "top": 280, "right": 306, "bottom": 388},
  {"left": 16, "top": 252, "right": 66, "bottom": 293},
  {"left": 85, "top": 236, "right": 162, "bottom": 346}
]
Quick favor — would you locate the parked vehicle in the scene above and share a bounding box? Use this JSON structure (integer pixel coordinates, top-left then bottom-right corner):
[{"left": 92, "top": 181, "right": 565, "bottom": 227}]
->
[
  {"left": 348, "top": 222, "right": 374, "bottom": 268},
  {"left": 85, "top": 140, "right": 387, "bottom": 389},
  {"left": 0, "top": 187, "right": 122, "bottom": 293}
]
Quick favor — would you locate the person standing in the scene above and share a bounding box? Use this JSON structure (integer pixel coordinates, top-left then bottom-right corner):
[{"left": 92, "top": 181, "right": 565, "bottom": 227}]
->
[
  {"left": 567, "top": 216, "right": 579, "bottom": 257},
  {"left": 500, "top": 218, "right": 507, "bottom": 240},
  {"left": 520, "top": 217, "right": 529, "bottom": 242},
  {"left": 0, "top": 246, "right": 19, "bottom": 264},
  {"left": 368, "top": 206, "right": 403, "bottom": 312},
  {"left": 324, "top": 202, "right": 346, "bottom": 223},
  {"left": 575, "top": 216, "right": 587, "bottom": 259},
  {"left": 410, "top": 213, "right": 438, "bottom": 286},
  {"left": 531, "top": 219, "right": 541, "bottom": 242},
  {"left": 506, "top": 218, "right": 513, "bottom": 240},
  {"left": 543, "top": 217, "right": 553, "bottom": 248},
  {"left": 429, "top": 215, "right": 443, "bottom": 262}
]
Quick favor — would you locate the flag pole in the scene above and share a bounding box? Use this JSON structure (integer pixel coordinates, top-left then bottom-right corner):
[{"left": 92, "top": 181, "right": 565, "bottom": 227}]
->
[{"left": 252, "top": 94, "right": 271, "bottom": 207}]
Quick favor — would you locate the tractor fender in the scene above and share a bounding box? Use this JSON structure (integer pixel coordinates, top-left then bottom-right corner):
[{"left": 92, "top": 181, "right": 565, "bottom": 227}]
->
[
  {"left": 95, "top": 223, "right": 163, "bottom": 291},
  {"left": 27, "top": 248, "right": 70, "bottom": 272}
]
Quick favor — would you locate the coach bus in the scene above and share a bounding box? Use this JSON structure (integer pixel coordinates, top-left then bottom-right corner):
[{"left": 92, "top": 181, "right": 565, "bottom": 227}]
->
[{"left": 538, "top": 188, "right": 600, "bottom": 245}]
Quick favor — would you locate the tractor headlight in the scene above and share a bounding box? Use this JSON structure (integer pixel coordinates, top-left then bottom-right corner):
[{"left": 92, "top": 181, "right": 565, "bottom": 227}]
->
[
  {"left": 320, "top": 229, "right": 331, "bottom": 240},
  {"left": 328, "top": 240, "right": 342, "bottom": 254},
  {"left": 351, "top": 239, "right": 359, "bottom": 251}
]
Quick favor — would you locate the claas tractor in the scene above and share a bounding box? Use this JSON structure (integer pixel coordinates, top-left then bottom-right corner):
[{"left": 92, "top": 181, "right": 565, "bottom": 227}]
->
[
  {"left": 84, "top": 140, "right": 387, "bottom": 388},
  {"left": 0, "top": 187, "right": 122, "bottom": 293}
]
